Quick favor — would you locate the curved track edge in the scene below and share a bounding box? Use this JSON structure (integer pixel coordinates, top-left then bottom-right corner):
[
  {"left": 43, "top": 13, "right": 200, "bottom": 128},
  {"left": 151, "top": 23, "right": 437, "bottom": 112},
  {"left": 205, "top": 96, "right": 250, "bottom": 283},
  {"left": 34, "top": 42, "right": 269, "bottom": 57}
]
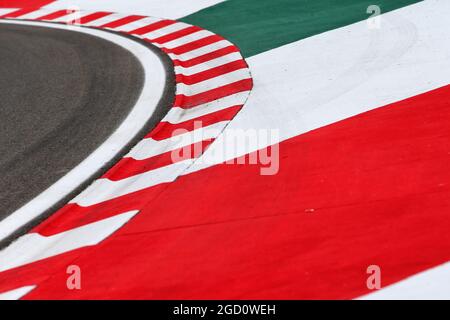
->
[{"left": 0, "top": 7, "right": 253, "bottom": 298}]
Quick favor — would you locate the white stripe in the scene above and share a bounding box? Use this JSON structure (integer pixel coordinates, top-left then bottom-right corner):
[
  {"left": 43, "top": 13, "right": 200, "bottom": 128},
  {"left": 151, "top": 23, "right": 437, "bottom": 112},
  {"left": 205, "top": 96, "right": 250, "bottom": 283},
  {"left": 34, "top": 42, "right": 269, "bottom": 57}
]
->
[
  {"left": 175, "top": 52, "right": 244, "bottom": 76},
  {"left": 359, "top": 261, "right": 450, "bottom": 300},
  {"left": 51, "top": 10, "right": 107, "bottom": 23},
  {"left": 0, "top": 20, "right": 166, "bottom": 242},
  {"left": 113, "top": 16, "right": 161, "bottom": 32},
  {"left": 0, "top": 8, "right": 18, "bottom": 16},
  {"left": 128, "top": 121, "right": 228, "bottom": 160},
  {"left": 164, "top": 91, "right": 250, "bottom": 124},
  {"left": 163, "top": 29, "right": 214, "bottom": 49},
  {"left": 0, "top": 211, "right": 138, "bottom": 272},
  {"left": 169, "top": 40, "right": 231, "bottom": 61},
  {"left": 177, "top": 69, "right": 251, "bottom": 96},
  {"left": 0, "top": 286, "right": 36, "bottom": 300},
  {"left": 144, "top": 22, "right": 191, "bottom": 40},
  {"left": 11, "top": 9, "right": 46, "bottom": 20},
  {"left": 72, "top": 161, "right": 194, "bottom": 207},
  {"left": 83, "top": 13, "right": 123, "bottom": 27},
  {"left": 185, "top": 0, "right": 450, "bottom": 174},
  {"left": 43, "top": 0, "right": 226, "bottom": 20}
]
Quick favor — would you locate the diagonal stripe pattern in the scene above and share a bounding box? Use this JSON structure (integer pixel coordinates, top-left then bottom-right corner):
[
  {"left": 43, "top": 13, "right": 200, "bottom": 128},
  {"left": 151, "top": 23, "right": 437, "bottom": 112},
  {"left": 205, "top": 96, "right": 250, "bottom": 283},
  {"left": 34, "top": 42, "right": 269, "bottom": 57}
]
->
[{"left": 0, "top": 7, "right": 253, "bottom": 287}]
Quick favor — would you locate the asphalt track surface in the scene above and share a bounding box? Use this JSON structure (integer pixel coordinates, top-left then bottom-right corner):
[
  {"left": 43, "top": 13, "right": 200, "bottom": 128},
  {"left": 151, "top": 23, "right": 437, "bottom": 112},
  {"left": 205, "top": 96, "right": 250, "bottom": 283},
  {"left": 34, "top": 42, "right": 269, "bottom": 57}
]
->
[{"left": 0, "top": 23, "right": 173, "bottom": 241}]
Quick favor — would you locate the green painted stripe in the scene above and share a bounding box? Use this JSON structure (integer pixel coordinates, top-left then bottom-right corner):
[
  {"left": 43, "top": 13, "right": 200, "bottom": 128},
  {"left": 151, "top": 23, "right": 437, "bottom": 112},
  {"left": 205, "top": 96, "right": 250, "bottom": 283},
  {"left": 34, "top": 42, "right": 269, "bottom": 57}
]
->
[{"left": 181, "top": 0, "right": 422, "bottom": 58}]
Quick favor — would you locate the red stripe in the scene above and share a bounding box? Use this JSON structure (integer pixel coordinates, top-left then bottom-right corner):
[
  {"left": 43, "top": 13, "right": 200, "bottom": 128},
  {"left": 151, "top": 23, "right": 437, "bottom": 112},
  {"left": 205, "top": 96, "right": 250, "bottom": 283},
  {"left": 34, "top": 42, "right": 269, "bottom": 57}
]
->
[
  {"left": 129, "top": 19, "right": 175, "bottom": 36},
  {"left": 0, "top": 0, "right": 54, "bottom": 7},
  {"left": 173, "top": 46, "right": 239, "bottom": 68},
  {"left": 104, "top": 140, "right": 214, "bottom": 182},
  {"left": 147, "top": 105, "right": 242, "bottom": 140},
  {"left": 176, "top": 60, "right": 248, "bottom": 85},
  {"left": 0, "top": 7, "right": 38, "bottom": 18},
  {"left": 174, "top": 78, "right": 253, "bottom": 108},
  {"left": 99, "top": 15, "right": 145, "bottom": 29},
  {"left": 36, "top": 9, "right": 71, "bottom": 21},
  {"left": 163, "top": 34, "right": 222, "bottom": 55},
  {"left": 67, "top": 11, "right": 111, "bottom": 24},
  {"left": 150, "top": 25, "right": 202, "bottom": 44}
]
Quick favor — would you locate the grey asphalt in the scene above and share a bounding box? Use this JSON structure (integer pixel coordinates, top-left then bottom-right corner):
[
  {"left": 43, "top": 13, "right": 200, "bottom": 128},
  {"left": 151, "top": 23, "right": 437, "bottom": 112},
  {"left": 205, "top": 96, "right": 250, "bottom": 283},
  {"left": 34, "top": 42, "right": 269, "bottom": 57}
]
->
[{"left": 0, "top": 23, "right": 174, "bottom": 245}]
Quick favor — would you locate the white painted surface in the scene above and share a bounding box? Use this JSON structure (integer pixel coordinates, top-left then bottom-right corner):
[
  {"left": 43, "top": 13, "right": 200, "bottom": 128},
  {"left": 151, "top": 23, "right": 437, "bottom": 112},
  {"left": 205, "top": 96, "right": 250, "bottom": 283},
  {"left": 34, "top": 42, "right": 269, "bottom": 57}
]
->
[
  {"left": 359, "top": 261, "right": 450, "bottom": 300},
  {"left": 185, "top": 0, "right": 450, "bottom": 174},
  {"left": 0, "top": 20, "right": 166, "bottom": 242},
  {"left": 0, "top": 211, "right": 138, "bottom": 272},
  {"left": 44, "top": 0, "right": 226, "bottom": 19},
  {"left": 0, "top": 286, "right": 36, "bottom": 300},
  {"left": 0, "top": 8, "right": 17, "bottom": 16},
  {"left": 11, "top": 10, "right": 48, "bottom": 19}
]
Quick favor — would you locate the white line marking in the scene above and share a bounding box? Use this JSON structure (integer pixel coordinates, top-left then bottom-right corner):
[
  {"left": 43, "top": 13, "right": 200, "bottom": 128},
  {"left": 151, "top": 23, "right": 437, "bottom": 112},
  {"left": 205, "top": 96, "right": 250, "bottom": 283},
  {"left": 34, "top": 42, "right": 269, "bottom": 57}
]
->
[
  {"left": 11, "top": 10, "right": 47, "bottom": 20},
  {"left": 0, "top": 211, "right": 138, "bottom": 272},
  {"left": 0, "top": 285, "right": 36, "bottom": 300},
  {"left": 0, "top": 20, "right": 167, "bottom": 242},
  {"left": 0, "top": 8, "right": 18, "bottom": 16}
]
